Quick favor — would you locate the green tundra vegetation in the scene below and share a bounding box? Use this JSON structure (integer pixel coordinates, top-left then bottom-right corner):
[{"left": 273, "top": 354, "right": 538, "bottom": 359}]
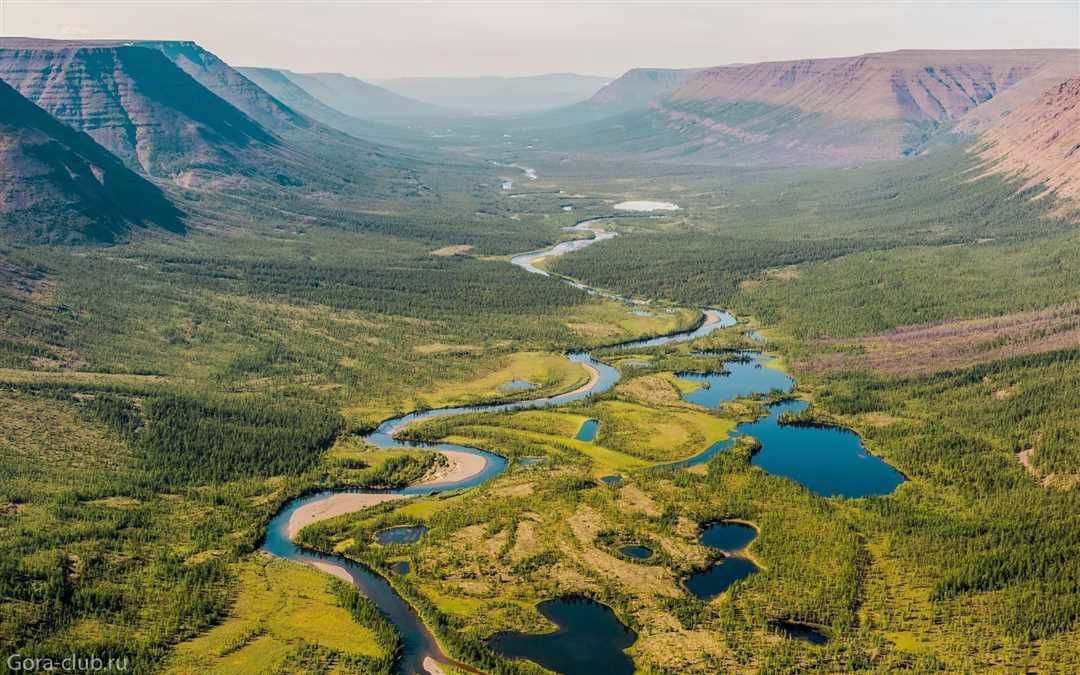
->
[{"left": 4, "top": 131, "right": 1080, "bottom": 675}]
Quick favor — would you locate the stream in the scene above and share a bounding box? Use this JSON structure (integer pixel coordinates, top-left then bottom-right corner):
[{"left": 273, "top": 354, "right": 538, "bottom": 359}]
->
[{"left": 262, "top": 185, "right": 901, "bottom": 673}]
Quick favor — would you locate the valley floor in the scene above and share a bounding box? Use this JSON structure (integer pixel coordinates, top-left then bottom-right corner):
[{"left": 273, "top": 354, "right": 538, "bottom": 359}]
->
[{"left": 3, "top": 145, "right": 1080, "bottom": 674}]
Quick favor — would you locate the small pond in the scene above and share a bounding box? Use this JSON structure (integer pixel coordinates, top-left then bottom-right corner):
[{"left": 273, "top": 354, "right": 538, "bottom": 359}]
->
[
  {"left": 486, "top": 597, "right": 637, "bottom": 675},
  {"left": 575, "top": 419, "right": 600, "bottom": 442},
  {"left": 391, "top": 561, "right": 411, "bottom": 575},
  {"left": 599, "top": 474, "right": 622, "bottom": 486},
  {"left": 518, "top": 456, "right": 547, "bottom": 466},
  {"left": 500, "top": 379, "right": 539, "bottom": 393},
  {"left": 376, "top": 525, "right": 428, "bottom": 545},
  {"left": 700, "top": 522, "right": 757, "bottom": 552},
  {"left": 684, "top": 556, "right": 759, "bottom": 601},
  {"left": 772, "top": 620, "right": 829, "bottom": 644},
  {"left": 619, "top": 545, "right": 653, "bottom": 560}
]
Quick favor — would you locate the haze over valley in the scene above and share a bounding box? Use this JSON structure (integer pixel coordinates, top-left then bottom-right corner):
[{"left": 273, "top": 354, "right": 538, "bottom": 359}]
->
[{"left": 0, "top": 3, "right": 1078, "bottom": 674}]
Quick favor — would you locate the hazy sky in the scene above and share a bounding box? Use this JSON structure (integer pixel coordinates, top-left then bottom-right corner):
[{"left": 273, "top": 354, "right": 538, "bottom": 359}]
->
[{"left": 3, "top": 1, "right": 1077, "bottom": 79}]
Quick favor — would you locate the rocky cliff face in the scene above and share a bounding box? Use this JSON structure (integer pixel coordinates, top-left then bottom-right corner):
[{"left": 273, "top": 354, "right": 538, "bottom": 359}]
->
[
  {"left": 0, "top": 38, "right": 278, "bottom": 179},
  {"left": 666, "top": 50, "right": 1075, "bottom": 122},
  {"left": 137, "top": 40, "right": 309, "bottom": 132},
  {"left": 563, "top": 49, "right": 1079, "bottom": 166},
  {"left": 978, "top": 77, "right": 1080, "bottom": 202},
  {"left": 0, "top": 78, "right": 181, "bottom": 243}
]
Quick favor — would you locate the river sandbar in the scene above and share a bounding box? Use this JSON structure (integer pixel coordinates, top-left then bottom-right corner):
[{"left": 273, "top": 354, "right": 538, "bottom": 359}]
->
[
  {"left": 286, "top": 493, "right": 405, "bottom": 539},
  {"left": 416, "top": 449, "right": 489, "bottom": 487}
]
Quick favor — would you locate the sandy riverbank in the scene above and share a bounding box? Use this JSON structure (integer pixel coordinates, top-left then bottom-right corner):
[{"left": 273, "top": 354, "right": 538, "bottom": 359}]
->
[
  {"left": 564, "top": 362, "right": 600, "bottom": 398},
  {"left": 286, "top": 492, "right": 405, "bottom": 539},
  {"left": 415, "top": 449, "right": 489, "bottom": 487}
]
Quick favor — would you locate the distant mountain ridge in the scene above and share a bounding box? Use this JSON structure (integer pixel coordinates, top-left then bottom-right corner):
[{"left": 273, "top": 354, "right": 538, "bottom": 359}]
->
[
  {"left": 0, "top": 77, "right": 181, "bottom": 243},
  {"left": 267, "top": 70, "right": 451, "bottom": 121},
  {"left": 545, "top": 48, "right": 1080, "bottom": 166},
  {"left": 666, "top": 49, "right": 1076, "bottom": 122},
  {"left": 237, "top": 66, "right": 433, "bottom": 146},
  {"left": 372, "top": 73, "right": 612, "bottom": 114},
  {"left": 588, "top": 67, "right": 702, "bottom": 113}
]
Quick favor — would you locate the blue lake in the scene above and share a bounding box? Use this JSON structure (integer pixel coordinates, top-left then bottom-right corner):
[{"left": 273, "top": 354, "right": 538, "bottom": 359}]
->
[
  {"left": 676, "top": 353, "right": 794, "bottom": 406},
  {"left": 700, "top": 522, "right": 757, "bottom": 552},
  {"left": 685, "top": 556, "right": 759, "bottom": 600},
  {"left": 664, "top": 354, "right": 904, "bottom": 499},
  {"left": 575, "top": 418, "right": 600, "bottom": 442},
  {"left": 486, "top": 597, "right": 637, "bottom": 675}
]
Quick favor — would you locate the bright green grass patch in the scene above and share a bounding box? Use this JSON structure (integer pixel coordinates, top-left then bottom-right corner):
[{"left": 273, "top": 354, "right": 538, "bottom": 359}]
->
[
  {"left": 479, "top": 409, "right": 593, "bottom": 439},
  {"left": 666, "top": 372, "right": 706, "bottom": 395},
  {"left": 583, "top": 399, "right": 735, "bottom": 462},
  {"left": 443, "top": 430, "right": 650, "bottom": 476},
  {"left": 564, "top": 301, "right": 699, "bottom": 346},
  {"left": 420, "top": 351, "right": 588, "bottom": 409},
  {"left": 167, "top": 558, "right": 384, "bottom": 674}
]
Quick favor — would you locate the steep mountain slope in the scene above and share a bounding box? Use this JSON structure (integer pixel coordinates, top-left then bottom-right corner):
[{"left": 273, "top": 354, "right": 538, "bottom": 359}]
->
[
  {"left": 529, "top": 67, "right": 701, "bottom": 127},
  {"left": 135, "top": 40, "right": 310, "bottom": 133},
  {"left": 237, "top": 67, "right": 430, "bottom": 146},
  {"left": 0, "top": 38, "right": 428, "bottom": 196},
  {"left": 270, "top": 70, "right": 450, "bottom": 122},
  {"left": 668, "top": 50, "right": 1075, "bottom": 121},
  {"left": 586, "top": 67, "right": 702, "bottom": 114},
  {"left": 545, "top": 49, "right": 1079, "bottom": 165},
  {"left": 0, "top": 38, "right": 281, "bottom": 179},
  {"left": 977, "top": 77, "right": 1080, "bottom": 201},
  {"left": 0, "top": 79, "right": 181, "bottom": 243},
  {"left": 372, "top": 73, "right": 611, "bottom": 114}
]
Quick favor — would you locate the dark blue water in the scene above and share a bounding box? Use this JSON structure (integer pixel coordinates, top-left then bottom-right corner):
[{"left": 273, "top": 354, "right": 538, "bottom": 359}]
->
[
  {"left": 676, "top": 354, "right": 794, "bottom": 407},
  {"left": 575, "top": 419, "right": 600, "bottom": 442},
  {"left": 599, "top": 474, "right": 623, "bottom": 486},
  {"left": 684, "top": 556, "right": 759, "bottom": 600},
  {"left": 659, "top": 354, "right": 904, "bottom": 498},
  {"left": 486, "top": 597, "right": 637, "bottom": 675},
  {"left": 746, "top": 400, "right": 904, "bottom": 499},
  {"left": 700, "top": 522, "right": 757, "bottom": 552},
  {"left": 391, "top": 561, "right": 411, "bottom": 575},
  {"left": 619, "top": 545, "right": 653, "bottom": 560},
  {"left": 772, "top": 621, "right": 829, "bottom": 644},
  {"left": 377, "top": 525, "right": 428, "bottom": 545}
]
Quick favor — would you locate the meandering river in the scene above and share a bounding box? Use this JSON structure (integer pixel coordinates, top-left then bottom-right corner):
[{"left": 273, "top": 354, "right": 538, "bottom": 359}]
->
[{"left": 262, "top": 188, "right": 901, "bottom": 673}]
